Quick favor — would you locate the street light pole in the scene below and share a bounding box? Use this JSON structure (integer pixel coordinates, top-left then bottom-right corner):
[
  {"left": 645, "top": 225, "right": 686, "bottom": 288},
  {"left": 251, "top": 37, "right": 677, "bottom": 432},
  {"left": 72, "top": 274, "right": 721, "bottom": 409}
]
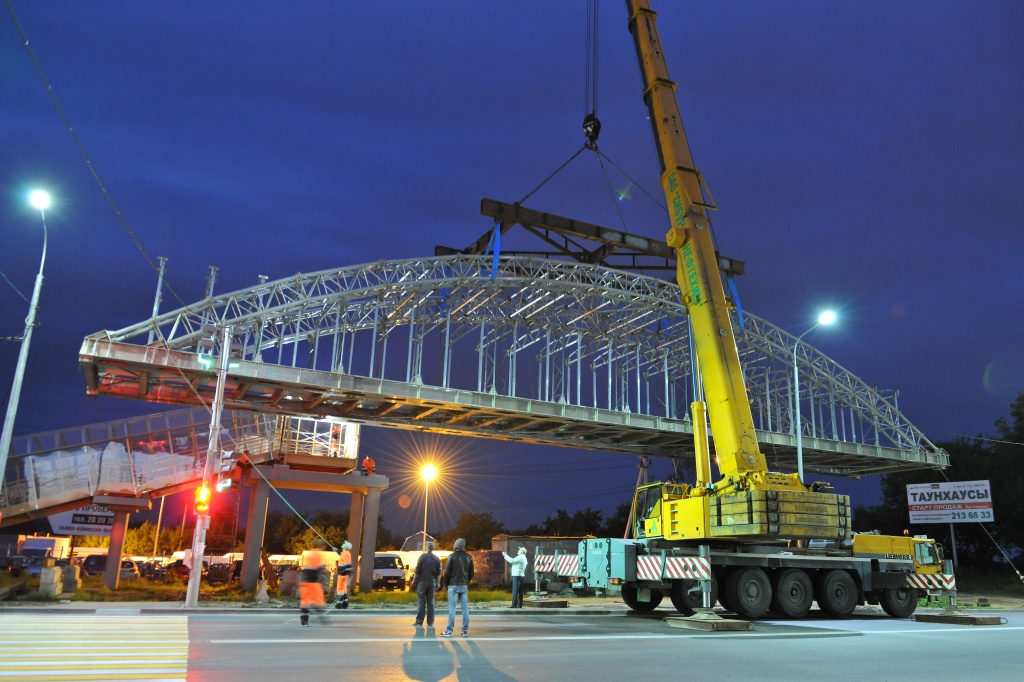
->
[
  {"left": 421, "top": 464, "right": 437, "bottom": 550},
  {"left": 422, "top": 479, "right": 430, "bottom": 548},
  {"left": 0, "top": 190, "right": 51, "bottom": 488},
  {"left": 793, "top": 310, "right": 836, "bottom": 485}
]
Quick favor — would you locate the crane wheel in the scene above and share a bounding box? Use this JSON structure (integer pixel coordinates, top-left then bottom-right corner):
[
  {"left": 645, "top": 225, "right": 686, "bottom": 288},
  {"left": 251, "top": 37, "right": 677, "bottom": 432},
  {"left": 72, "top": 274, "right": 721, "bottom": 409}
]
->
[
  {"left": 725, "top": 567, "right": 772, "bottom": 619},
  {"left": 814, "top": 569, "right": 858, "bottom": 618},
  {"left": 621, "top": 583, "right": 663, "bottom": 612},
  {"left": 879, "top": 587, "right": 918, "bottom": 618},
  {"left": 669, "top": 579, "right": 718, "bottom": 615},
  {"left": 770, "top": 569, "right": 813, "bottom": 619}
]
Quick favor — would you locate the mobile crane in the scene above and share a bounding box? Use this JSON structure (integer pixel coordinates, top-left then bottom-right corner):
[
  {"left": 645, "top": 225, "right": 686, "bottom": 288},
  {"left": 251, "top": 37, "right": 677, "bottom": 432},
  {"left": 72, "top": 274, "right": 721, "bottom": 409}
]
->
[{"left": 537, "top": 0, "right": 954, "bottom": 620}]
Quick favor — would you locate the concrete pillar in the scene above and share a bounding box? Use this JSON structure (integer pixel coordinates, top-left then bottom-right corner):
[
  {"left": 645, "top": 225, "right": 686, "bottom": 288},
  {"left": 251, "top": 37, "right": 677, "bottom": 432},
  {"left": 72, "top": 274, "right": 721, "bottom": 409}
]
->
[
  {"left": 241, "top": 477, "right": 270, "bottom": 592},
  {"left": 104, "top": 511, "right": 130, "bottom": 590},
  {"left": 357, "top": 487, "right": 380, "bottom": 593},
  {"left": 348, "top": 492, "right": 364, "bottom": 590}
]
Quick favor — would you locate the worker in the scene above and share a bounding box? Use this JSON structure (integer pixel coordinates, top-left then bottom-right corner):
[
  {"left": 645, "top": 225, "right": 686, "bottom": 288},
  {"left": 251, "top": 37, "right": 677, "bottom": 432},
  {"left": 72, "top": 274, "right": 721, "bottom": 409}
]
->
[
  {"left": 334, "top": 540, "right": 353, "bottom": 609},
  {"left": 361, "top": 455, "right": 376, "bottom": 476},
  {"left": 298, "top": 539, "right": 330, "bottom": 626},
  {"left": 501, "top": 547, "right": 529, "bottom": 608}
]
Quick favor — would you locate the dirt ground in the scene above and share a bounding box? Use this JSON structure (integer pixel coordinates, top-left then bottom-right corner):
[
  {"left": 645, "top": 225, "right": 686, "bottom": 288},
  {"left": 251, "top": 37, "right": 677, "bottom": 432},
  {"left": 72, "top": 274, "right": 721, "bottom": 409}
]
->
[{"left": 952, "top": 592, "right": 1024, "bottom": 609}]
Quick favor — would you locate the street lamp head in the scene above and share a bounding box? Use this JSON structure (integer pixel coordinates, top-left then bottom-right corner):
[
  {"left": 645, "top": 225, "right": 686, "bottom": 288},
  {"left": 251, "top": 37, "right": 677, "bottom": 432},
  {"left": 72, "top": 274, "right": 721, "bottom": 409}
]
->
[
  {"left": 421, "top": 464, "right": 437, "bottom": 482},
  {"left": 28, "top": 190, "right": 51, "bottom": 211},
  {"left": 817, "top": 310, "right": 837, "bottom": 326}
]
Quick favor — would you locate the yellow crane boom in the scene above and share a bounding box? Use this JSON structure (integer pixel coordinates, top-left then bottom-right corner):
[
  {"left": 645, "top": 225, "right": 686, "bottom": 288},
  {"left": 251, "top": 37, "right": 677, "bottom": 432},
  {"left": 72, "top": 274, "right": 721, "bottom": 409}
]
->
[{"left": 625, "top": 0, "right": 849, "bottom": 541}]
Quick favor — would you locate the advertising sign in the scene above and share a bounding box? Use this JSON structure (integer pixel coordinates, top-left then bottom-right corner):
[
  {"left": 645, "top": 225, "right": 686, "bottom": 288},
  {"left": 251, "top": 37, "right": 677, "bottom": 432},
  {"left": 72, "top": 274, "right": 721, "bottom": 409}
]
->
[
  {"left": 907, "top": 480, "right": 993, "bottom": 524},
  {"left": 48, "top": 504, "right": 115, "bottom": 536}
]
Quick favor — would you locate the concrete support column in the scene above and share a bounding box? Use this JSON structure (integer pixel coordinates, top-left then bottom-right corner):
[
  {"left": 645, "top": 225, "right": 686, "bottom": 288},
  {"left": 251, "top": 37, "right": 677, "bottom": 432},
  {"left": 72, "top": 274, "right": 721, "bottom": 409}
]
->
[
  {"left": 357, "top": 487, "right": 380, "bottom": 593},
  {"left": 241, "top": 477, "right": 270, "bottom": 592},
  {"left": 104, "top": 511, "right": 130, "bottom": 590},
  {"left": 348, "top": 492, "right": 364, "bottom": 590}
]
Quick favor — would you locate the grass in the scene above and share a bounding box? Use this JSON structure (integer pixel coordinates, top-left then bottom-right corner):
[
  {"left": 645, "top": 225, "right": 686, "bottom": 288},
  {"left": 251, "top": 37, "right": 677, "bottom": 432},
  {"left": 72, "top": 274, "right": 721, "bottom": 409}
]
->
[
  {"left": 3, "top": 570, "right": 515, "bottom": 605},
  {"left": 0, "top": 572, "right": 24, "bottom": 588}
]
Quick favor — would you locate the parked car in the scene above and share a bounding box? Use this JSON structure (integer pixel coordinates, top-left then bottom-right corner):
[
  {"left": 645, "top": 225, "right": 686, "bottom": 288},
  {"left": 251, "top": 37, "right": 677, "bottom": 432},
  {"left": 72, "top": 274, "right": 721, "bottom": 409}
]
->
[
  {"left": 209, "top": 559, "right": 246, "bottom": 584},
  {"left": 80, "top": 554, "right": 108, "bottom": 577},
  {"left": 165, "top": 559, "right": 208, "bottom": 581},
  {"left": 119, "top": 560, "right": 141, "bottom": 580},
  {"left": 372, "top": 553, "right": 407, "bottom": 591}
]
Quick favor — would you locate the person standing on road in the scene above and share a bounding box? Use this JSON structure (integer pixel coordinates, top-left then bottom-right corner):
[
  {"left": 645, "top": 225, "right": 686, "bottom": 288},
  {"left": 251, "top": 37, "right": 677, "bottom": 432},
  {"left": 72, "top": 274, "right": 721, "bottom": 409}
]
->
[
  {"left": 502, "top": 547, "right": 529, "bottom": 608},
  {"left": 440, "top": 538, "right": 474, "bottom": 637},
  {"left": 334, "top": 540, "right": 353, "bottom": 609},
  {"left": 412, "top": 540, "right": 442, "bottom": 627},
  {"left": 298, "top": 539, "right": 330, "bottom": 626}
]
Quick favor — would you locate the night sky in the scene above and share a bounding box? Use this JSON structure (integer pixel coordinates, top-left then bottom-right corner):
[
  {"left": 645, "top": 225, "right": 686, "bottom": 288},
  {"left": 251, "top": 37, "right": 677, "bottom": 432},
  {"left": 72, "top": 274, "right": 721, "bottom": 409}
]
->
[{"left": 2, "top": 1, "right": 1021, "bottom": 539}]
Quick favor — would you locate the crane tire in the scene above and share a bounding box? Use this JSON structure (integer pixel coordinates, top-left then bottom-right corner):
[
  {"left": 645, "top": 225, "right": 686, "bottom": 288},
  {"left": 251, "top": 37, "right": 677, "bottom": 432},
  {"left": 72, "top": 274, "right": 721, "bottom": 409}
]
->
[
  {"left": 669, "top": 578, "right": 718, "bottom": 615},
  {"left": 621, "top": 583, "right": 663, "bottom": 612},
  {"left": 725, "top": 567, "right": 772, "bottom": 619},
  {"left": 770, "top": 568, "right": 814, "bottom": 619},
  {"left": 815, "top": 569, "right": 858, "bottom": 618},
  {"left": 879, "top": 587, "right": 918, "bottom": 618}
]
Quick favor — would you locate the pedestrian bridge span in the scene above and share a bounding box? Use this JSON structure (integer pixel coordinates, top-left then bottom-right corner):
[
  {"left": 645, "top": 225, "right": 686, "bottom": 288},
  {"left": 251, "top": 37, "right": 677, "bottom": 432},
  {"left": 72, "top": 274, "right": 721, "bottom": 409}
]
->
[{"left": 76, "top": 255, "right": 946, "bottom": 478}]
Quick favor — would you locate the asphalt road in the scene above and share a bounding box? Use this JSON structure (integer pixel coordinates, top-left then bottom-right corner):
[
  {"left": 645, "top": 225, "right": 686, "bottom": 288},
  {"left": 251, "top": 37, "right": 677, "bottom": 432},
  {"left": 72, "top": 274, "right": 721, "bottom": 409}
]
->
[
  {"left": 2, "top": 608, "right": 1022, "bottom": 681},
  {"left": 182, "top": 609, "right": 1024, "bottom": 681}
]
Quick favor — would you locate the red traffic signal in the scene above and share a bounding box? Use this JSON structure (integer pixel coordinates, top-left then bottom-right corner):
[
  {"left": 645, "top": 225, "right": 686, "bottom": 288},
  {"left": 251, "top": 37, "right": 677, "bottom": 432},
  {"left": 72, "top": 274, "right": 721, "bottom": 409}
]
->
[{"left": 194, "top": 485, "right": 212, "bottom": 515}]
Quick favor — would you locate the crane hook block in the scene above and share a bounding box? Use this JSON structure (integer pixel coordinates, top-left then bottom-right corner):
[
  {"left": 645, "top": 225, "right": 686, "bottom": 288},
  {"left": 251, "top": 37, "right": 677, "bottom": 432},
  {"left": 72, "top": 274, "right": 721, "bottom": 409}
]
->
[{"left": 583, "top": 113, "right": 602, "bottom": 145}]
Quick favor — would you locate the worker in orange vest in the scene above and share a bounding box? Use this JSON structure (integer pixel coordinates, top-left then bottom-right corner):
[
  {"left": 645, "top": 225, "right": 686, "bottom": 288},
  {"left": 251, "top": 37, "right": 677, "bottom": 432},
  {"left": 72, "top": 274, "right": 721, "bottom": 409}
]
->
[
  {"left": 361, "top": 456, "right": 376, "bottom": 476},
  {"left": 335, "top": 540, "right": 353, "bottom": 609},
  {"left": 298, "top": 539, "right": 330, "bottom": 626}
]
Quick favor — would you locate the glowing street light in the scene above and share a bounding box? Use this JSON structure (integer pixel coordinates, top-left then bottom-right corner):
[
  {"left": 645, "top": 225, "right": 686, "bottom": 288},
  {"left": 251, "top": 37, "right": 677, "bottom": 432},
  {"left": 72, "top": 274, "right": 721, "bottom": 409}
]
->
[
  {"left": 793, "top": 310, "right": 837, "bottom": 485},
  {"left": 0, "top": 190, "right": 52, "bottom": 486},
  {"left": 421, "top": 464, "right": 438, "bottom": 549}
]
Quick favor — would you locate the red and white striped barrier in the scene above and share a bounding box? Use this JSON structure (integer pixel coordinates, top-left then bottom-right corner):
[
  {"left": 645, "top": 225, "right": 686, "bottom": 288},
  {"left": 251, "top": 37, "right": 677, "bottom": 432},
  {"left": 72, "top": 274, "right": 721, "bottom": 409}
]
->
[
  {"left": 906, "top": 573, "right": 956, "bottom": 591},
  {"left": 636, "top": 555, "right": 712, "bottom": 581},
  {"left": 534, "top": 554, "right": 580, "bottom": 577}
]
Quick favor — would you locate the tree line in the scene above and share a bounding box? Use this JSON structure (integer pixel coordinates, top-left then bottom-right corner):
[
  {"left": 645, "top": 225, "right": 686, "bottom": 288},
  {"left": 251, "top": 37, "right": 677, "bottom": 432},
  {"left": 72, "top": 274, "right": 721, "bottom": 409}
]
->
[{"left": 852, "top": 391, "right": 1024, "bottom": 569}]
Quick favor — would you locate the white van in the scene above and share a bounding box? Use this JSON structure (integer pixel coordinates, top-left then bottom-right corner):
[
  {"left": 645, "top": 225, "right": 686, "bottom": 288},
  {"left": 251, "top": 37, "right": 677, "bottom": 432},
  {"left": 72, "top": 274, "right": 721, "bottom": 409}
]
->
[{"left": 372, "top": 553, "right": 407, "bottom": 591}]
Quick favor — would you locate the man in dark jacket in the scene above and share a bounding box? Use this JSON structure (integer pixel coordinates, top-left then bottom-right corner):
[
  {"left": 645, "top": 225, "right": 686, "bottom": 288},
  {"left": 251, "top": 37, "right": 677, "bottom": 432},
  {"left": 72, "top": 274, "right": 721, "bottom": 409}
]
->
[
  {"left": 440, "top": 538, "right": 474, "bottom": 637},
  {"left": 412, "top": 541, "right": 442, "bottom": 627}
]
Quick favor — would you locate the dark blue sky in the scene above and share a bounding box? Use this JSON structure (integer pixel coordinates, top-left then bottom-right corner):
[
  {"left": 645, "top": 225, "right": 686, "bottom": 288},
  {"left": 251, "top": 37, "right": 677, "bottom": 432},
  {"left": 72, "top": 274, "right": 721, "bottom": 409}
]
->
[{"left": 2, "top": 1, "right": 1022, "bottom": 537}]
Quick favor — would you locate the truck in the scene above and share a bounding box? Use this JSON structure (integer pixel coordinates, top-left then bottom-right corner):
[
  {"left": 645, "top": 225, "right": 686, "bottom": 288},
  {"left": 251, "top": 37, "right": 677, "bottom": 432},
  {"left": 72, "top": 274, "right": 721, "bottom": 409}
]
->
[
  {"left": 533, "top": 1, "right": 954, "bottom": 620},
  {"left": 20, "top": 536, "right": 72, "bottom": 560}
]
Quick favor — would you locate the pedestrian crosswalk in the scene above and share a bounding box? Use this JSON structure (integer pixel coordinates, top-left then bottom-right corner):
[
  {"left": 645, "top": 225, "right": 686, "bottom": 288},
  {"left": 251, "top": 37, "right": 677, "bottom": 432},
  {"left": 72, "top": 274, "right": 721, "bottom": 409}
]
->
[{"left": 0, "top": 614, "right": 188, "bottom": 681}]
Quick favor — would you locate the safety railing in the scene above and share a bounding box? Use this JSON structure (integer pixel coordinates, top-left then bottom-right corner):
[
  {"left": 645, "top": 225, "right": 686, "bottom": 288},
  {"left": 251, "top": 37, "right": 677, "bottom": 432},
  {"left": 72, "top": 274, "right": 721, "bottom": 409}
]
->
[{"left": 0, "top": 407, "right": 279, "bottom": 520}]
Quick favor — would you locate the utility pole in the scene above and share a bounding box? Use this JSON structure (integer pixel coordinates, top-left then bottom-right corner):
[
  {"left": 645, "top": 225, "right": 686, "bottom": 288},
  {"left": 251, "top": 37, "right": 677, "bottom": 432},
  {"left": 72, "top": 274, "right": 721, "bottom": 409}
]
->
[
  {"left": 148, "top": 256, "right": 168, "bottom": 558},
  {"left": 184, "top": 325, "right": 232, "bottom": 608}
]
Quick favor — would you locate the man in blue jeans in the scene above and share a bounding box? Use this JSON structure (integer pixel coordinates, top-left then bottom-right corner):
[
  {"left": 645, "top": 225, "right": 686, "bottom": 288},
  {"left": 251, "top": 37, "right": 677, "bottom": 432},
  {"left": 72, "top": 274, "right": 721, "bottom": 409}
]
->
[{"left": 440, "top": 537, "right": 474, "bottom": 637}]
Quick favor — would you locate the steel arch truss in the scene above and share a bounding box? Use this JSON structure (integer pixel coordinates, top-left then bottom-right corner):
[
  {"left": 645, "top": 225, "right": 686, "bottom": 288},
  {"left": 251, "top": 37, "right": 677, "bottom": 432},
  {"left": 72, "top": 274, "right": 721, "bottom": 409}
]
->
[{"left": 80, "top": 255, "right": 947, "bottom": 477}]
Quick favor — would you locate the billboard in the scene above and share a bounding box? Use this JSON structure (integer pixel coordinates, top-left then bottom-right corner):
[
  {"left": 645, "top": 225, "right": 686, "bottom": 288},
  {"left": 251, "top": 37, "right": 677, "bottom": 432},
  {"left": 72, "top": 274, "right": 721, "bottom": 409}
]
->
[
  {"left": 48, "top": 504, "right": 115, "bottom": 536},
  {"left": 907, "top": 480, "right": 993, "bottom": 524}
]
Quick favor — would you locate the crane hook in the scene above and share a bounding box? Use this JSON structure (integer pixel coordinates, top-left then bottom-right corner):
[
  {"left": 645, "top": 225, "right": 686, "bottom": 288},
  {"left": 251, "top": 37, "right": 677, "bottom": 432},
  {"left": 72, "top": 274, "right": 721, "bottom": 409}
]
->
[{"left": 583, "top": 112, "right": 602, "bottom": 147}]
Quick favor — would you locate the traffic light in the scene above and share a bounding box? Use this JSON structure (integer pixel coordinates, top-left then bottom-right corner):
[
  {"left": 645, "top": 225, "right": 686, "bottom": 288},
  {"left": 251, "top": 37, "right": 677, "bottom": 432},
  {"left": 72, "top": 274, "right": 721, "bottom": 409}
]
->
[{"left": 194, "top": 484, "right": 212, "bottom": 515}]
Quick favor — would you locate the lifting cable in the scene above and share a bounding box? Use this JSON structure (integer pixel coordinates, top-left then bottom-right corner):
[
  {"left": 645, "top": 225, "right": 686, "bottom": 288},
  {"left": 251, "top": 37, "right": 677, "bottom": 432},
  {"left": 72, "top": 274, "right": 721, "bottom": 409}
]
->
[
  {"left": 5, "top": 0, "right": 191, "bottom": 312},
  {"left": 582, "top": 0, "right": 601, "bottom": 146}
]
